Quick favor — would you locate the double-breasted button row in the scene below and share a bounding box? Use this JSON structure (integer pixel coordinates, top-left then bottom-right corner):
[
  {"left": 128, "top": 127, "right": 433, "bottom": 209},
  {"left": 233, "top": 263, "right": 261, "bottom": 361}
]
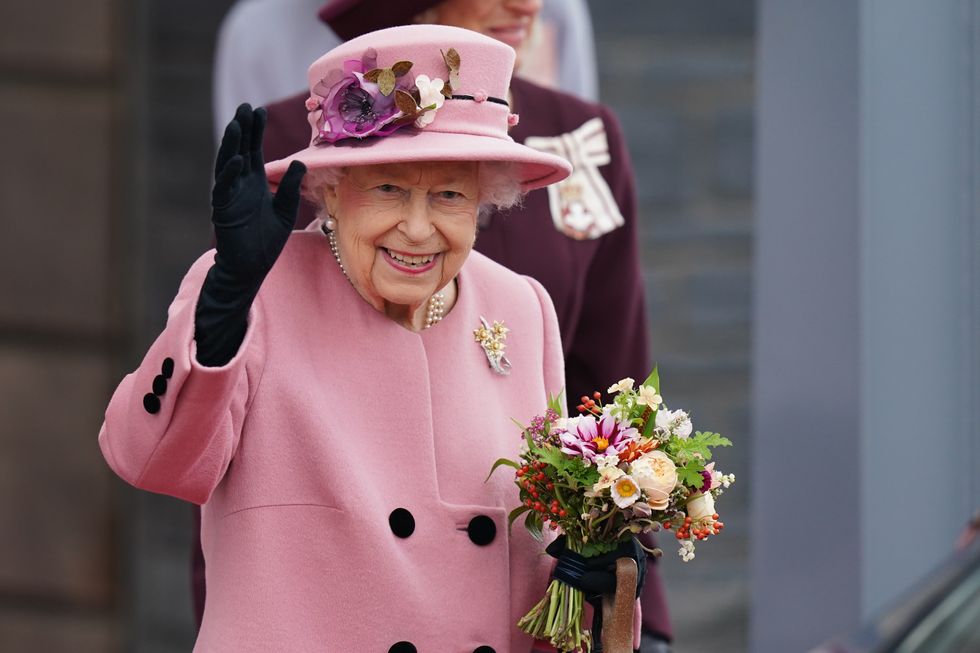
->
[
  {"left": 142, "top": 357, "right": 175, "bottom": 415},
  {"left": 388, "top": 509, "right": 497, "bottom": 546},
  {"left": 388, "top": 644, "right": 495, "bottom": 653},
  {"left": 386, "top": 510, "right": 498, "bottom": 653}
]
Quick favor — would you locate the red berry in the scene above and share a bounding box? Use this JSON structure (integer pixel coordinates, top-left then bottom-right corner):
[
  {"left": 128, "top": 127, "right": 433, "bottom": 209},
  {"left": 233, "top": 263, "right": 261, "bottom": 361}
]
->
[{"left": 559, "top": 509, "right": 567, "bottom": 517}]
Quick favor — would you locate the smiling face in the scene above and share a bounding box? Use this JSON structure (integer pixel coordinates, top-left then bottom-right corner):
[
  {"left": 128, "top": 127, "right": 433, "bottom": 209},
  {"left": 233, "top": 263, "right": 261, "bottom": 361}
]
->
[
  {"left": 432, "top": 0, "right": 542, "bottom": 57},
  {"left": 322, "top": 161, "right": 481, "bottom": 327}
]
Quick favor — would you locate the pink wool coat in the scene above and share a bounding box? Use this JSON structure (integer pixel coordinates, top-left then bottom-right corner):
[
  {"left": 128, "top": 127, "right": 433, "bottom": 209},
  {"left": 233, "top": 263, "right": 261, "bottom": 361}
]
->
[{"left": 99, "top": 227, "right": 566, "bottom": 652}]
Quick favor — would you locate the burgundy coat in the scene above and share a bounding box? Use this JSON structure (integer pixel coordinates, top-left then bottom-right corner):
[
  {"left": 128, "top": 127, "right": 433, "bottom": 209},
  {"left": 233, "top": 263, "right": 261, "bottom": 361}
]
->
[{"left": 193, "top": 76, "right": 671, "bottom": 641}]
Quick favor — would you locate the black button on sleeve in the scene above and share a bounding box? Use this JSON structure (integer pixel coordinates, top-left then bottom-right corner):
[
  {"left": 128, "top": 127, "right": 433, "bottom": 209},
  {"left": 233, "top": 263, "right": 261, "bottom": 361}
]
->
[
  {"left": 161, "top": 357, "right": 175, "bottom": 379},
  {"left": 143, "top": 393, "right": 161, "bottom": 414},
  {"left": 389, "top": 508, "right": 415, "bottom": 538},
  {"left": 467, "top": 515, "right": 496, "bottom": 546},
  {"left": 152, "top": 374, "right": 167, "bottom": 395},
  {"left": 388, "top": 642, "right": 417, "bottom": 653}
]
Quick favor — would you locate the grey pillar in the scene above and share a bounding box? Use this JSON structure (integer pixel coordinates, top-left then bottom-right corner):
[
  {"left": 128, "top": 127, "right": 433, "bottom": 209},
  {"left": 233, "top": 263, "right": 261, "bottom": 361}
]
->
[
  {"left": 752, "top": 1, "right": 861, "bottom": 650},
  {"left": 753, "top": 1, "right": 980, "bottom": 651},
  {"left": 858, "top": 0, "right": 979, "bottom": 620}
]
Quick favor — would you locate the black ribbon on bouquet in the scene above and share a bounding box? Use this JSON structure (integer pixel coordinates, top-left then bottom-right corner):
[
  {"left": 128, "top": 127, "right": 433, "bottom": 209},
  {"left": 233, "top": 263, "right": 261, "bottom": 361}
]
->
[{"left": 546, "top": 535, "right": 647, "bottom": 653}]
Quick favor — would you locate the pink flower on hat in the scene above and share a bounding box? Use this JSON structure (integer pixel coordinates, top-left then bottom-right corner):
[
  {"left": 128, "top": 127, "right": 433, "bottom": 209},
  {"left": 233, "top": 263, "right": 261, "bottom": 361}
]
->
[{"left": 312, "top": 57, "right": 406, "bottom": 143}]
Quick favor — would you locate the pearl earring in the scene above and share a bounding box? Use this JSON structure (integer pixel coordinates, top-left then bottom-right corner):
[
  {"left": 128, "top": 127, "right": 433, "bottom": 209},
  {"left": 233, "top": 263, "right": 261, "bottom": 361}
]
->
[{"left": 323, "top": 214, "right": 337, "bottom": 231}]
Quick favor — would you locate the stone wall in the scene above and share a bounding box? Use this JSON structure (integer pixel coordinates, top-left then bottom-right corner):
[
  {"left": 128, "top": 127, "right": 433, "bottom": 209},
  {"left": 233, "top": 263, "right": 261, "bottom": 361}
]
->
[
  {"left": 0, "top": 1, "right": 128, "bottom": 651},
  {"left": 588, "top": 1, "right": 755, "bottom": 651}
]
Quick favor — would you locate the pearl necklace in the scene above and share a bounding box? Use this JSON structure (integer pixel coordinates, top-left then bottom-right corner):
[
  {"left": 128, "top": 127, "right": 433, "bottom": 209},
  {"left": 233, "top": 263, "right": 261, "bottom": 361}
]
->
[{"left": 328, "top": 228, "right": 446, "bottom": 330}]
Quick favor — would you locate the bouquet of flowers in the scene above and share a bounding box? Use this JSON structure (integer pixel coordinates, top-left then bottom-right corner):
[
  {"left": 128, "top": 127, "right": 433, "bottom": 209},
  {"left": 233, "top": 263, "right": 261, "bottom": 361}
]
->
[{"left": 490, "top": 368, "right": 734, "bottom": 652}]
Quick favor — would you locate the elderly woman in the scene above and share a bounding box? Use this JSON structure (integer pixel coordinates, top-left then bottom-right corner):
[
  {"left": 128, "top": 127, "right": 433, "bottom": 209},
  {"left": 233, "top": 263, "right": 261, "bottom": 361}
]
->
[
  {"left": 99, "top": 24, "right": 585, "bottom": 651},
  {"left": 197, "top": 4, "right": 674, "bottom": 649}
]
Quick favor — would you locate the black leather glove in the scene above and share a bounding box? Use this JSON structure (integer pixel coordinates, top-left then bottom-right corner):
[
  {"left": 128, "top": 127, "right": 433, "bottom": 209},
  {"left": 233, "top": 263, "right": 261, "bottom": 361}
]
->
[
  {"left": 546, "top": 535, "right": 647, "bottom": 653},
  {"left": 194, "top": 103, "right": 306, "bottom": 367}
]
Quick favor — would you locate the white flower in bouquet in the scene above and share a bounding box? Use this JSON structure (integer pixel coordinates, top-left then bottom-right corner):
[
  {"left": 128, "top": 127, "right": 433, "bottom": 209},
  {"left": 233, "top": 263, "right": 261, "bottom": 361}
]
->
[
  {"left": 656, "top": 408, "right": 693, "bottom": 439},
  {"left": 607, "top": 377, "right": 635, "bottom": 394},
  {"left": 686, "top": 491, "right": 716, "bottom": 522},
  {"left": 636, "top": 384, "right": 663, "bottom": 407},
  {"left": 611, "top": 475, "right": 642, "bottom": 508},
  {"left": 603, "top": 401, "right": 632, "bottom": 422},
  {"left": 679, "top": 540, "right": 696, "bottom": 562},
  {"left": 630, "top": 450, "right": 678, "bottom": 510},
  {"left": 555, "top": 415, "right": 584, "bottom": 433},
  {"left": 593, "top": 453, "right": 620, "bottom": 469},
  {"left": 592, "top": 464, "right": 625, "bottom": 493}
]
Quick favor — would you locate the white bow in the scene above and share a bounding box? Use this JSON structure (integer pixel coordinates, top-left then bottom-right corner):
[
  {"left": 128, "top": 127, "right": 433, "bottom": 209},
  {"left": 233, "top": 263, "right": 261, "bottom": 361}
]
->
[{"left": 525, "top": 117, "right": 625, "bottom": 240}]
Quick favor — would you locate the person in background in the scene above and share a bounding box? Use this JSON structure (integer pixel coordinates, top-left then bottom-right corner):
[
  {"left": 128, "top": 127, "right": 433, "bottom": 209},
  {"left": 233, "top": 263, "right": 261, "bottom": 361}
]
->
[
  {"left": 213, "top": 0, "right": 598, "bottom": 140},
  {"left": 202, "top": 0, "right": 673, "bottom": 648}
]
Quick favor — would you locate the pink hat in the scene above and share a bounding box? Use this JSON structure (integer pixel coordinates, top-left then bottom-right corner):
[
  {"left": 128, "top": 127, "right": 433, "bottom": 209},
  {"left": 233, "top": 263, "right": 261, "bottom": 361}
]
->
[{"left": 264, "top": 24, "right": 571, "bottom": 191}]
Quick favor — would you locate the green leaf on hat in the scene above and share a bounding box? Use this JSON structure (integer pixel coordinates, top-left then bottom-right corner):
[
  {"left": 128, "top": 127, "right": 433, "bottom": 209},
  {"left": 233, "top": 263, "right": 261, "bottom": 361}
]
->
[
  {"left": 441, "top": 48, "right": 461, "bottom": 93},
  {"left": 378, "top": 68, "right": 396, "bottom": 96},
  {"left": 394, "top": 89, "right": 419, "bottom": 115},
  {"left": 442, "top": 48, "right": 461, "bottom": 72},
  {"left": 391, "top": 60, "right": 413, "bottom": 77}
]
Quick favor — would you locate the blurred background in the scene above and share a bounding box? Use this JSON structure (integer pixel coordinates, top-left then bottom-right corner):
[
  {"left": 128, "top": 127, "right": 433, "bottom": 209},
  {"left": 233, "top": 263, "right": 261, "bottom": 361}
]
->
[{"left": 0, "top": 0, "right": 976, "bottom": 651}]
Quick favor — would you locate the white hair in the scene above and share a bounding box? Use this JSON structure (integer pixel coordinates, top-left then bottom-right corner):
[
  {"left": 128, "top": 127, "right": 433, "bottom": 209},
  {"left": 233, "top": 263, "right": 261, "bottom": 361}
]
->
[{"left": 301, "top": 161, "right": 525, "bottom": 221}]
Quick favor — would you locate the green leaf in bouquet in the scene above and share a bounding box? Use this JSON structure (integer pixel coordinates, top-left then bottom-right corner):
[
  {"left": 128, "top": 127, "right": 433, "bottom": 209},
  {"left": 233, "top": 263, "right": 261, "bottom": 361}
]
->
[
  {"left": 677, "top": 460, "right": 707, "bottom": 488},
  {"left": 562, "top": 455, "right": 600, "bottom": 487},
  {"left": 641, "top": 365, "right": 661, "bottom": 393},
  {"left": 507, "top": 505, "right": 531, "bottom": 534},
  {"left": 485, "top": 457, "right": 519, "bottom": 483},
  {"left": 693, "top": 431, "right": 732, "bottom": 449},
  {"left": 535, "top": 443, "right": 566, "bottom": 470},
  {"left": 523, "top": 426, "right": 537, "bottom": 453},
  {"left": 640, "top": 406, "right": 659, "bottom": 439},
  {"left": 525, "top": 509, "right": 544, "bottom": 541},
  {"left": 669, "top": 431, "right": 732, "bottom": 462},
  {"left": 547, "top": 389, "right": 566, "bottom": 417}
]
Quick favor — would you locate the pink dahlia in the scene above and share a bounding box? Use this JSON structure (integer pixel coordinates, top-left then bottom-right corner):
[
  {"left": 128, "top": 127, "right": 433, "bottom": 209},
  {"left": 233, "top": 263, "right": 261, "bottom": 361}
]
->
[{"left": 559, "top": 414, "right": 638, "bottom": 462}]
